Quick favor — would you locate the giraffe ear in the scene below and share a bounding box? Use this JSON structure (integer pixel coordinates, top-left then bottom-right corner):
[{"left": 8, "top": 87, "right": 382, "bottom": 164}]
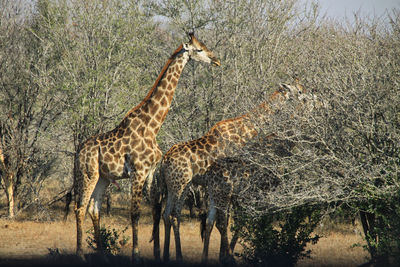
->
[
  {"left": 183, "top": 43, "right": 189, "bottom": 51},
  {"left": 279, "top": 83, "right": 289, "bottom": 92}
]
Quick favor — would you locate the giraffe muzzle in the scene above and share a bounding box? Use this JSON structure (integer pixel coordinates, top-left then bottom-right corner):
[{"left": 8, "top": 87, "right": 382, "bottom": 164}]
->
[{"left": 211, "top": 58, "right": 221, "bottom": 67}]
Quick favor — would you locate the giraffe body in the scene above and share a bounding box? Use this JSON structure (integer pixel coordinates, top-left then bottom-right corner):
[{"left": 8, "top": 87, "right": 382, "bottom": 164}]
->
[
  {"left": 74, "top": 33, "right": 220, "bottom": 261},
  {"left": 154, "top": 81, "right": 316, "bottom": 262},
  {"left": 201, "top": 155, "right": 280, "bottom": 263}
]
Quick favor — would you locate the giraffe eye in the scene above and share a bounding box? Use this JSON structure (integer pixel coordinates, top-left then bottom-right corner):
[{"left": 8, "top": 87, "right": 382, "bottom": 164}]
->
[{"left": 196, "top": 49, "right": 203, "bottom": 52}]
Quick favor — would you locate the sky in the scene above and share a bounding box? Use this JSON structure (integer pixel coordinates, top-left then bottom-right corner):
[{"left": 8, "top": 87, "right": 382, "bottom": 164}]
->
[{"left": 310, "top": 0, "right": 400, "bottom": 20}]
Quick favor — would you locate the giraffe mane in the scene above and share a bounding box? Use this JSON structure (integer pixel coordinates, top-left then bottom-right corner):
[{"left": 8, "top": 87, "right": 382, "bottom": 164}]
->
[
  {"left": 206, "top": 115, "right": 247, "bottom": 134},
  {"left": 269, "top": 90, "right": 283, "bottom": 100},
  {"left": 122, "top": 44, "right": 184, "bottom": 119}
]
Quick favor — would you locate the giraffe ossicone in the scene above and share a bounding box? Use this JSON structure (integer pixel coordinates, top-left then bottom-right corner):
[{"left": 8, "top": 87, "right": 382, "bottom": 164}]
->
[{"left": 73, "top": 33, "right": 219, "bottom": 261}]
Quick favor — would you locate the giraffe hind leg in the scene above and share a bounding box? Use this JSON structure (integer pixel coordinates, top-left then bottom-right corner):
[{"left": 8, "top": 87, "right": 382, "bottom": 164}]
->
[
  {"left": 162, "top": 193, "right": 174, "bottom": 261},
  {"left": 202, "top": 201, "right": 217, "bottom": 263},
  {"left": 150, "top": 188, "right": 162, "bottom": 261},
  {"left": 130, "top": 168, "right": 152, "bottom": 263},
  {"left": 87, "top": 176, "right": 110, "bottom": 254},
  {"left": 216, "top": 209, "right": 233, "bottom": 264},
  {"left": 75, "top": 171, "right": 99, "bottom": 260},
  {"left": 170, "top": 184, "right": 192, "bottom": 262}
]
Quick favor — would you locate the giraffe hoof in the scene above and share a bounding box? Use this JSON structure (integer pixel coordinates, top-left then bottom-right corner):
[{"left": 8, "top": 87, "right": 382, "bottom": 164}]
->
[
  {"left": 76, "top": 250, "right": 85, "bottom": 261},
  {"left": 132, "top": 251, "right": 142, "bottom": 264},
  {"left": 221, "top": 255, "right": 236, "bottom": 266}
]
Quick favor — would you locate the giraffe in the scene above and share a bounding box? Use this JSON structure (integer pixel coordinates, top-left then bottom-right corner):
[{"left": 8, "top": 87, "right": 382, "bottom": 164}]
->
[
  {"left": 73, "top": 33, "right": 220, "bottom": 261},
  {"left": 152, "top": 80, "right": 315, "bottom": 262},
  {"left": 199, "top": 82, "right": 319, "bottom": 263}
]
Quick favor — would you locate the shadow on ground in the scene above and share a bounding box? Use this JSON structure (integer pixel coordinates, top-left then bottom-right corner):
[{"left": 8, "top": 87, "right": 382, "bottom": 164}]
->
[
  {"left": 0, "top": 254, "right": 376, "bottom": 267},
  {"left": 0, "top": 253, "right": 228, "bottom": 267}
]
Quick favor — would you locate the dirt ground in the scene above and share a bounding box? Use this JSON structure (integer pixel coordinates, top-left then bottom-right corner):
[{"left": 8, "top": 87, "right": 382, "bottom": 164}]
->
[{"left": 0, "top": 204, "right": 370, "bottom": 267}]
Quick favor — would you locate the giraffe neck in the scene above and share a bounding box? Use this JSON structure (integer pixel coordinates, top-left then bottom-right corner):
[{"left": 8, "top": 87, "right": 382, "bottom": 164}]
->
[
  {"left": 203, "top": 92, "right": 289, "bottom": 155},
  {"left": 120, "top": 45, "right": 189, "bottom": 136}
]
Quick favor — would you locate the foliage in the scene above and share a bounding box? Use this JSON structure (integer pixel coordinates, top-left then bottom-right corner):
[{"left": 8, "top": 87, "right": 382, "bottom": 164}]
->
[
  {"left": 0, "top": 0, "right": 165, "bottom": 216},
  {"left": 0, "top": 2, "right": 400, "bottom": 264},
  {"left": 232, "top": 205, "right": 321, "bottom": 267},
  {"left": 86, "top": 226, "right": 129, "bottom": 255},
  {"left": 356, "top": 189, "right": 400, "bottom": 266},
  {"left": 0, "top": 0, "right": 63, "bottom": 216}
]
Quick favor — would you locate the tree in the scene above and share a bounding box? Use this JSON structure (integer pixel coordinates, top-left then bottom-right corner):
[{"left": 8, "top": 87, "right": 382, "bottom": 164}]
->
[
  {"left": 30, "top": 0, "right": 166, "bottom": 213},
  {"left": 0, "top": 0, "right": 63, "bottom": 217},
  {"left": 148, "top": 1, "right": 400, "bottom": 264},
  {"left": 222, "top": 9, "right": 400, "bottom": 265},
  {"left": 0, "top": 0, "right": 164, "bottom": 218}
]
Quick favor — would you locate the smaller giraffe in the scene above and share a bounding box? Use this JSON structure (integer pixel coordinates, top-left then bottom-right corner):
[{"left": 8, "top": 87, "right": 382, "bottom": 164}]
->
[
  {"left": 200, "top": 84, "right": 319, "bottom": 263},
  {"left": 152, "top": 80, "right": 315, "bottom": 262}
]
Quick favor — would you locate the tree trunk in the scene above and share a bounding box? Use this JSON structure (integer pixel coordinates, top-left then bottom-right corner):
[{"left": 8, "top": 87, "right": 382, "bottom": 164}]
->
[
  {"left": 4, "top": 173, "right": 15, "bottom": 218},
  {"left": 360, "top": 211, "right": 377, "bottom": 259}
]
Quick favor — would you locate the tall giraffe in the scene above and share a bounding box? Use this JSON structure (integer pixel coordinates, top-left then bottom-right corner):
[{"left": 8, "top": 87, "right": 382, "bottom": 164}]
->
[
  {"left": 73, "top": 33, "right": 220, "bottom": 261},
  {"left": 152, "top": 81, "right": 316, "bottom": 262}
]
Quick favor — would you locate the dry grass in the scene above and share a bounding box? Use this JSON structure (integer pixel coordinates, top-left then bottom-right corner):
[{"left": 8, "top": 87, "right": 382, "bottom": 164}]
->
[
  {"left": 0, "top": 199, "right": 370, "bottom": 266},
  {"left": 298, "top": 232, "right": 369, "bottom": 267},
  {"left": 0, "top": 208, "right": 370, "bottom": 267}
]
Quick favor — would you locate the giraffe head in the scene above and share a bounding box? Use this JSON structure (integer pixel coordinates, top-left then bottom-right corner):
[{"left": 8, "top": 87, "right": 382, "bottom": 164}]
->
[
  {"left": 279, "top": 80, "right": 306, "bottom": 101},
  {"left": 279, "top": 80, "right": 321, "bottom": 111},
  {"left": 183, "top": 33, "right": 221, "bottom": 66}
]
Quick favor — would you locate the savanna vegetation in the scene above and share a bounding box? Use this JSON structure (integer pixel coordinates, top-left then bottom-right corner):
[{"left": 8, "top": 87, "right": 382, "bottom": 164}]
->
[{"left": 0, "top": 0, "right": 399, "bottom": 266}]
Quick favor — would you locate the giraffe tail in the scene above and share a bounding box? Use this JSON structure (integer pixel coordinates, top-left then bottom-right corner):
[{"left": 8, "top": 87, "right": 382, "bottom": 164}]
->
[{"left": 64, "top": 152, "right": 81, "bottom": 222}]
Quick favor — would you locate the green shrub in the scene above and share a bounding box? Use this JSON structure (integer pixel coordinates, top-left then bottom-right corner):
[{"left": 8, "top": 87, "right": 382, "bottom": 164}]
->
[
  {"left": 357, "top": 189, "right": 400, "bottom": 266},
  {"left": 232, "top": 205, "right": 321, "bottom": 267},
  {"left": 86, "top": 226, "right": 129, "bottom": 255}
]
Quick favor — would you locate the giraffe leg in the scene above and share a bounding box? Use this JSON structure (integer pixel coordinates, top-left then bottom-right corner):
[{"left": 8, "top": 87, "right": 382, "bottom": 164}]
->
[
  {"left": 229, "top": 207, "right": 240, "bottom": 254},
  {"left": 64, "top": 188, "right": 73, "bottom": 222},
  {"left": 87, "top": 177, "right": 110, "bottom": 254},
  {"left": 75, "top": 172, "right": 99, "bottom": 260},
  {"left": 171, "top": 210, "right": 182, "bottom": 261},
  {"left": 130, "top": 169, "right": 149, "bottom": 263},
  {"left": 170, "top": 184, "right": 191, "bottom": 262},
  {"left": 131, "top": 198, "right": 142, "bottom": 263},
  {"left": 162, "top": 193, "right": 174, "bottom": 261},
  {"left": 215, "top": 209, "right": 232, "bottom": 263},
  {"left": 151, "top": 189, "right": 162, "bottom": 261},
  {"left": 75, "top": 206, "right": 86, "bottom": 260},
  {"left": 229, "top": 226, "right": 240, "bottom": 255},
  {"left": 144, "top": 165, "right": 156, "bottom": 202},
  {"left": 148, "top": 161, "right": 163, "bottom": 260},
  {"left": 202, "top": 200, "right": 217, "bottom": 263}
]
